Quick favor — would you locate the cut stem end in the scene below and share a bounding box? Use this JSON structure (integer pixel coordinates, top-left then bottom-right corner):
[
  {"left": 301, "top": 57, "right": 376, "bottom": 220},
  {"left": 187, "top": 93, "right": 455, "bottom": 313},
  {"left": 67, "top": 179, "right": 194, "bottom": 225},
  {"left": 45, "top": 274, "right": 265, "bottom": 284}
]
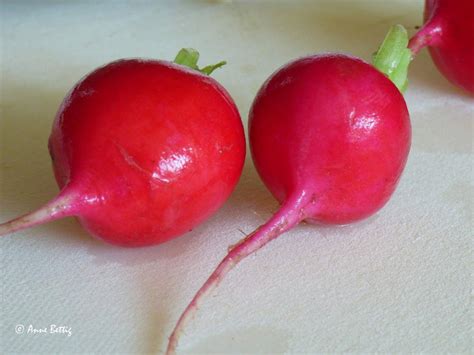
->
[
  {"left": 373, "top": 24, "right": 412, "bottom": 93},
  {"left": 173, "top": 48, "right": 226, "bottom": 76}
]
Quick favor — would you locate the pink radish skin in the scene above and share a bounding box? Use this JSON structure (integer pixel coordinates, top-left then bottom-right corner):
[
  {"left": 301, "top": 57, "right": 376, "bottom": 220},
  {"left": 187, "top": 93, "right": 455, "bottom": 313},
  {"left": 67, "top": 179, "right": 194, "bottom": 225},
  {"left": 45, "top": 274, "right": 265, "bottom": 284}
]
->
[
  {"left": 166, "top": 54, "right": 411, "bottom": 353},
  {"left": 409, "top": 0, "right": 474, "bottom": 93},
  {"left": 0, "top": 55, "right": 246, "bottom": 247}
]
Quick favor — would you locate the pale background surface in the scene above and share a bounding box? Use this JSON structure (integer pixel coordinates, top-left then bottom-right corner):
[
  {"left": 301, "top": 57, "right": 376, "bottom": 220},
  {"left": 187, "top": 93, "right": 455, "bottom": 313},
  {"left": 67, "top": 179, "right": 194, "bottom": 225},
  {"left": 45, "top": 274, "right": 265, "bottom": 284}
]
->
[{"left": 1, "top": 1, "right": 472, "bottom": 354}]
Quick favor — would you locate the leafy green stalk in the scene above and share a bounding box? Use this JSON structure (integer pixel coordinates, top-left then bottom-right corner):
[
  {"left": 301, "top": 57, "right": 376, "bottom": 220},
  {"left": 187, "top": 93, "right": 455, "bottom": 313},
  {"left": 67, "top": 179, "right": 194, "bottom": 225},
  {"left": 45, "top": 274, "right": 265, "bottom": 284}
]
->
[
  {"left": 373, "top": 25, "right": 413, "bottom": 93},
  {"left": 173, "top": 48, "right": 226, "bottom": 76}
]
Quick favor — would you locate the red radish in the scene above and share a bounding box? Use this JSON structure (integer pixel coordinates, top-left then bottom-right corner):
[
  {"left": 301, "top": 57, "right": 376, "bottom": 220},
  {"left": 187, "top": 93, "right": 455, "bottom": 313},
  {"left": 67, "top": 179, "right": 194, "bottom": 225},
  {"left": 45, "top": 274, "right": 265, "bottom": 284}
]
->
[
  {"left": 0, "top": 49, "right": 246, "bottom": 247},
  {"left": 409, "top": 0, "right": 474, "bottom": 93},
  {"left": 166, "top": 51, "right": 411, "bottom": 351}
]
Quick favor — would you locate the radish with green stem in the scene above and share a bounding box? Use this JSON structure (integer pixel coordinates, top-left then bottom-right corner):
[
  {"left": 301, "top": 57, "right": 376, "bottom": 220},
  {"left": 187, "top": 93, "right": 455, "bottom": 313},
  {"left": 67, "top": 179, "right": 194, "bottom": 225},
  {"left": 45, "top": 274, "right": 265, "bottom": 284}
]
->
[
  {"left": 0, "top": 49, "right": 246, "bottom": 247},
  {"left": 166, "top": 28, "right": 412, "bottom": 353},
  {"left": 409, "top": 0, "right": 474, "bottom": 93}
]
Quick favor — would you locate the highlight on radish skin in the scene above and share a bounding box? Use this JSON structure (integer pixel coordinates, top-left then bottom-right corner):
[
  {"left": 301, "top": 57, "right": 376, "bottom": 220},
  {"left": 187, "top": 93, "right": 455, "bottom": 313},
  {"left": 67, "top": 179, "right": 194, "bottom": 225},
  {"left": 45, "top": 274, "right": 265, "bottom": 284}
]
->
[
  {"left": 166, "top": 34, "right": 412, "bottom": 353},
  {"left": 0, "top": 49, "right": 246, "bottom": 247},
  {"left": 408, "top": 0, "right": 474, "bottom": 93}
]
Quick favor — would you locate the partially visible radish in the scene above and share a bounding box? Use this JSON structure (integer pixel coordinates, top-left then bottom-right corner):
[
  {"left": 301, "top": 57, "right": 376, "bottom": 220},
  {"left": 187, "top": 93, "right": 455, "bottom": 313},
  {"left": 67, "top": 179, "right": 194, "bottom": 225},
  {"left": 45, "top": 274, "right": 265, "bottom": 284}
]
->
[
  {"left": 166, "top": 31, "right": 412, "bottom": 353},
  {"left": 0, "top": 49, "right": 246, "bottom": 247},
  {"left": 409, "top": 0, "right": 474, "bottom": 93}
]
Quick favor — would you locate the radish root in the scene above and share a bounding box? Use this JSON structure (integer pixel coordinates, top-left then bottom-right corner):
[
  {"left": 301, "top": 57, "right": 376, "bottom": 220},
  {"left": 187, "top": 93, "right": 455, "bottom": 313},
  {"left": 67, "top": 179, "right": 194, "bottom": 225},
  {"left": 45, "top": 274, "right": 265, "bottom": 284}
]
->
[
  {"left": 166, "top": 191, "right": 314, "bottom": 354},
  {"left": 0, "top": 190, "right": 77, "bottom": 237}
]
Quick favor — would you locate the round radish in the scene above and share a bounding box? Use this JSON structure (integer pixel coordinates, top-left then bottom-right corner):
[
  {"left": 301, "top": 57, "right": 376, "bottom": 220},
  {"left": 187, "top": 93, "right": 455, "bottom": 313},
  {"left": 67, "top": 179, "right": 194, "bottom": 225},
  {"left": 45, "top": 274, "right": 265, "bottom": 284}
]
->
[
  {"left": 0, "top": 49, "right": 246, "bottom": 247},
  {"left": 166, "top": 50, "right": 411, "bottom": 352},
  {"left": 409, "top": 0, "right": 474, "bottom": 93}
]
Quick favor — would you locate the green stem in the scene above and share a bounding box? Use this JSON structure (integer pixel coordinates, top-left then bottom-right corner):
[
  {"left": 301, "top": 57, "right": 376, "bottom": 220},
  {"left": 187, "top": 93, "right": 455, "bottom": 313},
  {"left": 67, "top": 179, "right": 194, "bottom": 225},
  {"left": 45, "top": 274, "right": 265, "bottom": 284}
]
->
[
  {"left": 173, "top": 48, "right": 226, "bottom": 76},
  {"left": 372, "top": 25, "right": 412, "bottom": 93}
]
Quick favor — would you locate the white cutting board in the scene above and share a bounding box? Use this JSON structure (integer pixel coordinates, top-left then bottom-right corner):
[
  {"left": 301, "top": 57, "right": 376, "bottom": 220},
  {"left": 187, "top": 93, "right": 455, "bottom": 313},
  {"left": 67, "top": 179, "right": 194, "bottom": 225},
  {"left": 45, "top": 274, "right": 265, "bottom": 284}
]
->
[{"left": 1, "top": 1, "right": 471, "bottom": 353}]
